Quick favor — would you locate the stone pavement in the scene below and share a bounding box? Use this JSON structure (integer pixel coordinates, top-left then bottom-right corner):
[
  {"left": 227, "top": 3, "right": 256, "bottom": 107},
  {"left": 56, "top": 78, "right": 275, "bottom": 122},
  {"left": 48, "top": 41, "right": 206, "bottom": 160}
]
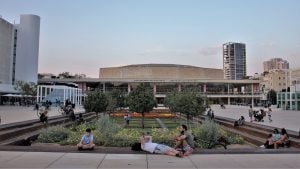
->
[
  {"left": 0, "top": 105, "right": 84, "bottom": 124},
  {"left": 0, "top": 151, "right": 300, "bottom": 169},
  {"left": 211, "top": 105, "right": 300, "bottom": 132}
]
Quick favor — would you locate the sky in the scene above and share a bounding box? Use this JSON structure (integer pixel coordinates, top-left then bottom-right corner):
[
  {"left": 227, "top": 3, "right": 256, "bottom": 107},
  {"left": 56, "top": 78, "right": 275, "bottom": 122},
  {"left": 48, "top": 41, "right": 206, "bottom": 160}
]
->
[{"left": 1, "top": 0, "right": 300, "bottom": 78}]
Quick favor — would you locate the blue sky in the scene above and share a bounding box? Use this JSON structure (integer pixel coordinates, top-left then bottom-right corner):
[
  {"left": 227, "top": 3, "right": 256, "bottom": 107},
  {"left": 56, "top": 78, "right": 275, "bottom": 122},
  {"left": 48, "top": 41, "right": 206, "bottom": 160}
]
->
[{"left": 1, "top": 0, "right": 300, "bottom": 77}]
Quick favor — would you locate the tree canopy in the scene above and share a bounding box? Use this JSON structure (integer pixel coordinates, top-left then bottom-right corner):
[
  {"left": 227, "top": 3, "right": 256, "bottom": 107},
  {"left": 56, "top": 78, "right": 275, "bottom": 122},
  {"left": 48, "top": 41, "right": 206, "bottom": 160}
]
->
[
  {"left": 267, "top": 89, "right": 277, "bottom": 105},
  {"left": 165, "top": 90, "right": 207, "bottom": 120},
  {"left": 84, "top": 89, "right": 108, "bottom": 116},
  {"left": 15, "top": 81, "right": 37, "bottom": 96},
  {"left": 106, "top": 89, "right": 127, "bottom": 112},
  {"left": 126, "top": 83, "right": 156, "bottom": 128}
]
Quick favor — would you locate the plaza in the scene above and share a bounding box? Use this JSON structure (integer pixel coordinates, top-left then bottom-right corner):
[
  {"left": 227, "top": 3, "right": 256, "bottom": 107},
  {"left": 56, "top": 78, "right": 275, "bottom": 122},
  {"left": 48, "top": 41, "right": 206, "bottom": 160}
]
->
[
  {"left": 210, "top": 105, "right": 300, "bottom": 132},
  {"left": 0, "top": 105, "right": 84, "bottom": 125}
]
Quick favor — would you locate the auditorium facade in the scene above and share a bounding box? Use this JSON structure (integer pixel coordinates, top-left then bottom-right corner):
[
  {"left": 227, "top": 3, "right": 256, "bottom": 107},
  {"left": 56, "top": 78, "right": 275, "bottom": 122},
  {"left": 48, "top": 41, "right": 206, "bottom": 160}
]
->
[{"left": 38, "top": 64, "right": 262, "bottom": 106}]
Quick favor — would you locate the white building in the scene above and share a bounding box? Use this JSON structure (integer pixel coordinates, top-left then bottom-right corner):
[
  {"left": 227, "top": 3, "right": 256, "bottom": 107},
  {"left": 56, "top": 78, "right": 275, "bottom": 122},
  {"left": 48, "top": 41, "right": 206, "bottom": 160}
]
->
[{"left": 0, "top": 14, "right": 40, "bottom": 93}]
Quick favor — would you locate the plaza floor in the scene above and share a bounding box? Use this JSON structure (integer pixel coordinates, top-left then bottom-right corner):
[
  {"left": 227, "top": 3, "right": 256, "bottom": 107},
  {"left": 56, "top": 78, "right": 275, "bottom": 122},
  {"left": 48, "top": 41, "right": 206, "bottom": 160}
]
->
[
  {"left": 0, "top": 105, "right": 84, "bottom": 125},
  {"left": 0, "top": 151, "right": 300, "bottom": 169},
  {"left": 210, "top": 105, "right": 300, "bottom": 132},
  {"left": 0, "top": 104, "right": 299, "bottom": 133}
]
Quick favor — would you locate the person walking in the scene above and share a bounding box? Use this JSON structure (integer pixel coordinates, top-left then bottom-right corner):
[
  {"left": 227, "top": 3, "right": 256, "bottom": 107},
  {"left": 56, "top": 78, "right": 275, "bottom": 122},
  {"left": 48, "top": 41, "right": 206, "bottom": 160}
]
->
[{"left": 249, "top": 105, "right": 254, "bottom": 122}]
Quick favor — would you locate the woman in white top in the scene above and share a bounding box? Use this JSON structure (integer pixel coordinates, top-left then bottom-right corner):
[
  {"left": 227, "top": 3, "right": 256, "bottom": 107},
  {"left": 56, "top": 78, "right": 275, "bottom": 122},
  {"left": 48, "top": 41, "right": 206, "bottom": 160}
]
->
[{"left": 140, "top": 134, "right": 183, "bottom": 157}]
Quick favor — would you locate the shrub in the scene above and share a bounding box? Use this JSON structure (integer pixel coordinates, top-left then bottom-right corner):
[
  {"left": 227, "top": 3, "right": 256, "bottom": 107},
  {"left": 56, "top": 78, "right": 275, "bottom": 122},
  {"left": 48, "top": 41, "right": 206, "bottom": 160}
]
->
[
  {"left": 193, "top": 120, "right": 221, "bottom": 148},
  {"left": 219, "top": 129, "right": 244, "bottom": 144},
  {"left": 192, "top": 120, "right": 244, "bottom": 148},
  {"left": 37, "top": 126, "right": 70, "bottom": 143}
]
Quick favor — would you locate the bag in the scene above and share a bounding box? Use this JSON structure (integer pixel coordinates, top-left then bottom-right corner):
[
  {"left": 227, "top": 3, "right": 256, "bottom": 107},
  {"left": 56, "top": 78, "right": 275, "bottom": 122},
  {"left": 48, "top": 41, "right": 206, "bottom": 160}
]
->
[{"left": 131, "top": 142, "right": 142, "bottom": 151}]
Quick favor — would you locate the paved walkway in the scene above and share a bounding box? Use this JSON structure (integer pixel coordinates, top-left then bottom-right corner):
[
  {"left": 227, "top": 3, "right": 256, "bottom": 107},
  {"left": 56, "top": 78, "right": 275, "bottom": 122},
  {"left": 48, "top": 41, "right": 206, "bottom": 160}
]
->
[
  {"left": 211, "top": 105, "right": 300, "bottom": 132},
  {"left": 0, "top": 106, "right": 84, "bottom": 125},
  {"left": 0, "top": 151, "right": 300, "bottom": 168},
  {"left": 1, "top": 104, "right": 299, "bottom": 132}
]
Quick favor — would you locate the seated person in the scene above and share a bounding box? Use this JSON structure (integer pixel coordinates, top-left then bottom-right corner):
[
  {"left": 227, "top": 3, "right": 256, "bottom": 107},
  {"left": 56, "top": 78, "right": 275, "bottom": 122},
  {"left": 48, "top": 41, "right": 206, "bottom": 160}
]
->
[
  {"left": 274, "top": 128, "right": 289, "bottom": 149},
  {"left": 140, "top": 133, "right": 183, "bottom": 157},
  {"left": 234, "top": 116, "right": 245, "bottom": 127},
  {"left": 39, "top": 109, "right": 48, "bottom": 123},
  {"left": 272, "top": 128, "right": 282, "bottom": 142},
  {"left": 238, "top": 116, "right": 245, "bottom": 126},
  {"left": 174, "top": 125, "right": 195, "bottom": 156},
  {"left": 264, "top": 134, "right": 274, "bottom": 149},
  {"left": 77, "top": 128, "right": 95, "bottom": 150}
]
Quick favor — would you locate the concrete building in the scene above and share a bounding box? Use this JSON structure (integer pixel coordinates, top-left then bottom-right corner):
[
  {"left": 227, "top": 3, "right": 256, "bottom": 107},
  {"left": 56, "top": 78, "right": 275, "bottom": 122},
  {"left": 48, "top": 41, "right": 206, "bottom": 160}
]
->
[
  {"left": 39, "top": 64, "right": 262, "bottom": 106},
  {"left": 262, "top": 70, "right": 290, "bottom": 92},
  {"left": 223, "top": 42, "right": 246, "bottom": 80},
  {"left": 0, "top": 14, "right": 40, "bottom": 94},
  {"left": 263, "top": 58, "right": 289, "bottom": 72}
]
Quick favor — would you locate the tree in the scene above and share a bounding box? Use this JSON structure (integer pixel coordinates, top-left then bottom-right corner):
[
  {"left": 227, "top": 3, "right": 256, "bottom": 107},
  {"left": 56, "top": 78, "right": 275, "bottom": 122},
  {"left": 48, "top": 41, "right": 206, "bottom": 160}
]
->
[
  {"left": 106, "top": 89, "right": 127, "bottom": 113},
  {"left": 126, "top": 83, "right": 157, "bottom": 128},
  {"left": 165, "top": 90, "right": 207, "bottom": 124},
  {"left": 15, "top": 81, "right": 37, "bottom": 96},
  {"left": 83, "top": 89, "right": 108, "bottom": 119},
  {"left": 267, "top": 89, "right": 277, "bottom": 105},
  {"left": 58, "top": 72, "right": 74, "bottom": 79}
]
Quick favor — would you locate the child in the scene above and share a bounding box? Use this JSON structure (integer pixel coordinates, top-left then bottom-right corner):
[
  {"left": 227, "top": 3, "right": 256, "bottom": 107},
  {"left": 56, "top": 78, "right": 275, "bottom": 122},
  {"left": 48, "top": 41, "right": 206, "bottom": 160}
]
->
[
  {"left": 77, "top": 128, "right": 95, "bottom": 150},
  {"left": 267, "top": 108, "right": 272, "bottom": 122}
]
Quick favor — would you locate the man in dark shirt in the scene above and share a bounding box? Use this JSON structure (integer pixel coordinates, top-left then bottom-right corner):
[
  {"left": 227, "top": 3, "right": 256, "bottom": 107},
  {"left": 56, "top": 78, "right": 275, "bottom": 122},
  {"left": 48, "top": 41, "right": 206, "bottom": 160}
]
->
[{"left": 174, "top": 124, "right": 194, "bottom": 156}]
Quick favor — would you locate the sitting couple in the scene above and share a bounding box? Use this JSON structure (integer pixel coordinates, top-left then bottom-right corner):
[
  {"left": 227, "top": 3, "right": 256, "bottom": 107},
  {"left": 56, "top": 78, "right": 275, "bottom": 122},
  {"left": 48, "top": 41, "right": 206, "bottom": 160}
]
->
[
  {"left": 264, "top": 128, "right": 289, "bottom": 149},
  {"left": 140, "top": 125, "right": 195, "bottom": 157}
]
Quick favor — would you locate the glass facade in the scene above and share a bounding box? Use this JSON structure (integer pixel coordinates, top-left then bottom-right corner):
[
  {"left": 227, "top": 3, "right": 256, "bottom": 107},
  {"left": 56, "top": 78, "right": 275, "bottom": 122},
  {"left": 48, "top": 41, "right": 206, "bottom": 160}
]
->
[{"left": 277, "top": 92, "right": 300, "bottom": 110}]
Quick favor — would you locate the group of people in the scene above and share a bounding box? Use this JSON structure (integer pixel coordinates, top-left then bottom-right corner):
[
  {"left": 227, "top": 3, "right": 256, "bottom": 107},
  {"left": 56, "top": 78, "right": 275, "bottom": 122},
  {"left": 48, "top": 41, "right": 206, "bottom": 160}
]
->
[
  {"left": 77, "top": 124, "right": 195, "bottom": 157},
  {"left": 140, "top": 124, "right": 194, "bottom": 157},
  {"left": 248, "top": 105, "right": 272, "bottom": 122},
  {"left": 263, "top": 128, "right": 290, "bottom": 149}
]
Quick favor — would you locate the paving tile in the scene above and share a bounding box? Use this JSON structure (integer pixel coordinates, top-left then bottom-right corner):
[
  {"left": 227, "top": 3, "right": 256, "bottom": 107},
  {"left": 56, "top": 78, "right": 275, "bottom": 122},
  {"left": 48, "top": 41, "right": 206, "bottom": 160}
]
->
[
  {"left": 48, "top": 153, "right": 105, "bottom": 168},
  {"left": 189, "top": 154, "right": 300, "bottom": 168},
  {"left": 99, "top": 154, "right": 147, "bottom": 169},
  {"left": 147, "top": 154, "right": 196, "bottom": 169},
  {"left": 0, "top": 152, "right": 64, "bottom": 168},
  {"left": 0, "top": 151, "right": 25, "bottom": 163}
]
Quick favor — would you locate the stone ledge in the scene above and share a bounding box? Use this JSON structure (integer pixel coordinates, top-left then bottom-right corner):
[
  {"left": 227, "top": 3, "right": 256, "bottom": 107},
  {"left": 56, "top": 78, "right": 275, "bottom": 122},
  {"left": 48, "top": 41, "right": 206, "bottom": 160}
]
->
[{"left": 0, "top": 145, "right": 299, "bottom": 154}]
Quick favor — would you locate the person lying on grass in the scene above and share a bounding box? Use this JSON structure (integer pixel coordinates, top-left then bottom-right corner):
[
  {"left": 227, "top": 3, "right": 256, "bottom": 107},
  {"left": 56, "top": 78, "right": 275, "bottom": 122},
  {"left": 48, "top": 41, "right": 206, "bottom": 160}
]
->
[
  {"left": 77, "top": 128, "right": 95, "bottom": 150},
  {"left": 140, "top": 132, "right": 183, "bottom": 157}
]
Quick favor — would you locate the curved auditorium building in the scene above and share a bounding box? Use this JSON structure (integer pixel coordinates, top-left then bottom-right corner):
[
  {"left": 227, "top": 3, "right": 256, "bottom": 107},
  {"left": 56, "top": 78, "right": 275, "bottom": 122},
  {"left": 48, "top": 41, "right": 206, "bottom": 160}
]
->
[
  {"left": 99, "top": 64, "right": 224, "bottom": 80},
  {"left": 38, "top": 64, "right": 262, "bottom": 106}
]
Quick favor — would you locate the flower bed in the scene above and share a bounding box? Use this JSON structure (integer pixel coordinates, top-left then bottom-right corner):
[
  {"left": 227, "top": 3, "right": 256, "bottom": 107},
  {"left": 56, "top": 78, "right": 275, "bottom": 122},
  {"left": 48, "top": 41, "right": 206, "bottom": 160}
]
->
[
  {"left": 110, "top": 112, "right": 176, "bottom": 118},
  {"left": 37, "top": 115, "right": 244, "bottom": 148}
]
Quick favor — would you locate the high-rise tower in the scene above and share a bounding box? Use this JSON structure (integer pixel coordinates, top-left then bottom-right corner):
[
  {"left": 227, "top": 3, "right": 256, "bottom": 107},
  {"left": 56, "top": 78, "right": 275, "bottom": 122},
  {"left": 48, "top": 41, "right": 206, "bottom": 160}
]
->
[{"left": 223, "top": 42, "right": 246, "bottom": 80}]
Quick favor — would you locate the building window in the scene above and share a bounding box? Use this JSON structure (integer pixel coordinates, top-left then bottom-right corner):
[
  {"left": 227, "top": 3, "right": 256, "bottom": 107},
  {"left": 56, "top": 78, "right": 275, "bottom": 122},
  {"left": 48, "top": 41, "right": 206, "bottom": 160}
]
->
[
  {"left": 279, "top": 77, "right": 281, "bottom": 80},
  {"left": 279, "top": 83, "right": 281, "bottom": 86}
]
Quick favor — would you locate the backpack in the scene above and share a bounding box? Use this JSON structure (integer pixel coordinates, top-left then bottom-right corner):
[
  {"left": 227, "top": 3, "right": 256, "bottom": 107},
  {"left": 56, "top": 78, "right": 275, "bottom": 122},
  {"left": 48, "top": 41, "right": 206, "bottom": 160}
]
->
[{"left": 131, "top": 142, "right": 142, "bottom": 151}]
